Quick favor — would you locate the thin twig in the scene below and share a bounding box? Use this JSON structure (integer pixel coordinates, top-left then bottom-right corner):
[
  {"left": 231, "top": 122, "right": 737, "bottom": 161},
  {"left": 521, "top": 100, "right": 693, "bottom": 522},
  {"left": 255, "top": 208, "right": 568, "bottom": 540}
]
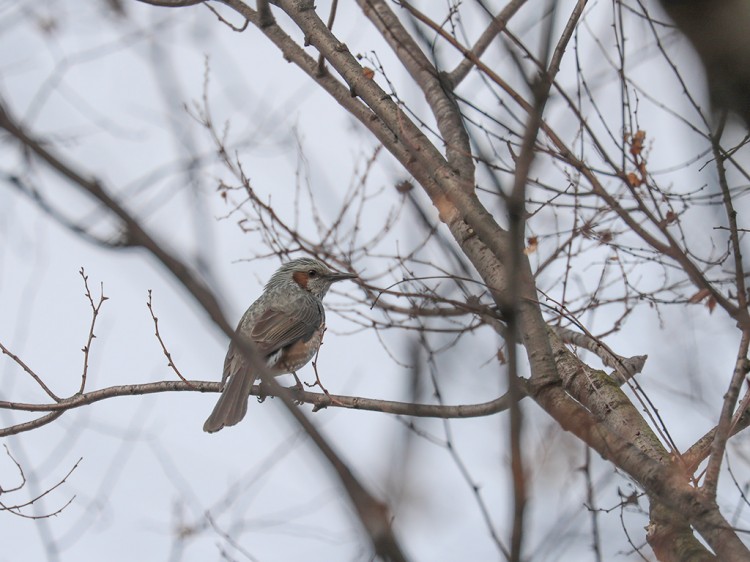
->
[
  {"left": 316, "top": 0, "right": 338, "bottom": 76},
  {"left": 205, "top": 512, "right": 261, "bottom": 562},
  {"left": 0, "top": 342, "right": 60, "bottom": 402},
  {"left": 205, "top": 2, "right": 249, "bottom": 31},
  {"left": 146, "top": 290, "right": 193, "bottom": 387},
  {"left": 79, "top": 268, "right": 108, "bottom": 394},
  {"left": 0, "top": 444, "right": 26, "bottom": 493},
  {"left": 0, "top": 456, "right": 81, "bottom": 519},
  {"left": 704, "top": 331, "right": 750, "bottom": 495},
  {"left": 446, "top": 0, "right": 528, "bottom": 86}
]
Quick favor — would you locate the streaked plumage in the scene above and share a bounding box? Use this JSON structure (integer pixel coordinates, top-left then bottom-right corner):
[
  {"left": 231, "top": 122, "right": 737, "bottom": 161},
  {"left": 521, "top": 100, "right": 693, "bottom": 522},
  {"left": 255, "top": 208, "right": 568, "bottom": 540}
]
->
[{"left": 203, "top": 258, "right": 355, "bottom": 433}]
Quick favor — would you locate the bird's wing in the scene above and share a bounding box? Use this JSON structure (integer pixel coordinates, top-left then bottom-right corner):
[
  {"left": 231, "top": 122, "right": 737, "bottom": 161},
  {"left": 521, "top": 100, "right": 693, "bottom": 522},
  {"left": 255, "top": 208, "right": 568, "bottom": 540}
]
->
[
  {"left": 249, "top": 302, "right": 323, "bottom": 355},
  {"left": 221, "top": 301, "right": 323, "bottom": 383}
]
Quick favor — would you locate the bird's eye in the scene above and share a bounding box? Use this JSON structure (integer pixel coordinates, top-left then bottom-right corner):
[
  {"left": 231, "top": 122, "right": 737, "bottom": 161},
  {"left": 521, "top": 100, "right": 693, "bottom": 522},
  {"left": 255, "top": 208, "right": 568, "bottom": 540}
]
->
[{"left": 308, "top": 270, "right": 317, "bottom": 277}]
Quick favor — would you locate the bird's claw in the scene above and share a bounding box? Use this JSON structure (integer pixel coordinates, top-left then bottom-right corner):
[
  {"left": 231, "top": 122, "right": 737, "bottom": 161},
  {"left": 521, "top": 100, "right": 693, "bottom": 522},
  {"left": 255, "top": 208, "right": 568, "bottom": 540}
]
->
[{"left": 256, "top": 381, "right": 270, "bottom": 403}]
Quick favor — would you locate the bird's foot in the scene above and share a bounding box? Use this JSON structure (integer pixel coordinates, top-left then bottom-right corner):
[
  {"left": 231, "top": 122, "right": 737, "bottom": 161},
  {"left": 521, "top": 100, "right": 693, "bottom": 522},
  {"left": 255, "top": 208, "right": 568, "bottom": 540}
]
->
[{"left": 256, "top": 381, "right": 270, "bottom": 403}]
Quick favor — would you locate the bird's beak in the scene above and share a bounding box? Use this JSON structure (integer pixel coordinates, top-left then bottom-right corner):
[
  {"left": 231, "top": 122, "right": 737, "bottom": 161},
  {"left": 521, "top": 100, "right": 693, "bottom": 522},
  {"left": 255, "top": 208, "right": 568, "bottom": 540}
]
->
[{"left": 327, "top": 271, "right": 357, "bottom": 282}]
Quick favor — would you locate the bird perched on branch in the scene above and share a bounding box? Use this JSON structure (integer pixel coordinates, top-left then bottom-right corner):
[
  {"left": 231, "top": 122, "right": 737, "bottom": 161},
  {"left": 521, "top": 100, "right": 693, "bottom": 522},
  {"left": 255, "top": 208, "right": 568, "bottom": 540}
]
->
[{"left": 203, "top": 257, "right": 356, "bottom": 433}]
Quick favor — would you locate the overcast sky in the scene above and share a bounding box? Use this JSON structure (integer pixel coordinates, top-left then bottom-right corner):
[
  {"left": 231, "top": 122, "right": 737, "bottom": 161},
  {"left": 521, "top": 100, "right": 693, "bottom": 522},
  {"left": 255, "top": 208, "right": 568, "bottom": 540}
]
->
[{"left": 2, "top": 2, "right": 750, "bottom": 561}]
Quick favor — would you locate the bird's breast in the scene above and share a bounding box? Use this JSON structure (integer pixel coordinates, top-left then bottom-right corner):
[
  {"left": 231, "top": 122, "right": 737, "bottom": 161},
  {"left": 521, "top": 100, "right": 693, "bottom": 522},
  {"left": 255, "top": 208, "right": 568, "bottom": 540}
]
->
[{"left": 269, "top": 323, "right": 326, "bottom": 374}]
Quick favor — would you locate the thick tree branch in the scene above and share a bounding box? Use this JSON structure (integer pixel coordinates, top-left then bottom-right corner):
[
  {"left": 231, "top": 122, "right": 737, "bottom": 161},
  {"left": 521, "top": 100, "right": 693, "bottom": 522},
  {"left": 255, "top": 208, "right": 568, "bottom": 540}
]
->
[
  {"left": 647, "top": 502, "right": 717, "bottom": 562},
  {"left": 359, "top": 0, "right": 475, "bottom": 184}
]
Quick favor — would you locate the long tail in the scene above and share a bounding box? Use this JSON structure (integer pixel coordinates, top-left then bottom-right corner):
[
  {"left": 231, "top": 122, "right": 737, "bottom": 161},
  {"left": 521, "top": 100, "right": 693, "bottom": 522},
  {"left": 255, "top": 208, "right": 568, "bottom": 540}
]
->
[{"left": 203, "top": 358, "right": 255, "bottom": 433}]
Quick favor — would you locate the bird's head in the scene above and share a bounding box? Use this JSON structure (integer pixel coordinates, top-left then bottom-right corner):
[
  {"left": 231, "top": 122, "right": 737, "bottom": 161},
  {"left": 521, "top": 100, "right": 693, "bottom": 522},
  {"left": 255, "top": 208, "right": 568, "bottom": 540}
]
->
[{"left": 267, "top": 257, "right": 356, "bottom": 298}]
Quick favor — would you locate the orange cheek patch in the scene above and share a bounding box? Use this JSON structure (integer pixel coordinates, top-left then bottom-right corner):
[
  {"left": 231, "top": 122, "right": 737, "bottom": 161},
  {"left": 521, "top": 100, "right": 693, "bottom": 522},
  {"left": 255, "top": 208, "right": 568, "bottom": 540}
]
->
[{"left": 292, "top": 271, "right": 309, "bottom": 289}]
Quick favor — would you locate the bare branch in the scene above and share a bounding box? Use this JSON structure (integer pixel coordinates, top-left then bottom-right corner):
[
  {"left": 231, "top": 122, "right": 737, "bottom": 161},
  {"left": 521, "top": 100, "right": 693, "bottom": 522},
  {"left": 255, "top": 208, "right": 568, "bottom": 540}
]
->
[
  {"left": 146, "top": 290, "right": 192, "bottom": 387},
  {"left": 78, "top": 268, "right": 108, "bottom": 394},
  {"left": 0, "top": 343, "right": 60, "bottom": 403},
  {"left": 447, "top": 0, "right": 528, "bottom": 86},
  {"left": 0, "top": 450, "right": 81, "bottom": 520}
]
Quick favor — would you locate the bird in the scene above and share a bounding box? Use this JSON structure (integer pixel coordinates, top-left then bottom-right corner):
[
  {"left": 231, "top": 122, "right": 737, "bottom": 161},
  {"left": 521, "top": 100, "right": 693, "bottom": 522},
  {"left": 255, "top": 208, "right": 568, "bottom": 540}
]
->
[{"left": 203, "top": 257, "right": 356, "bottom": 433}]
